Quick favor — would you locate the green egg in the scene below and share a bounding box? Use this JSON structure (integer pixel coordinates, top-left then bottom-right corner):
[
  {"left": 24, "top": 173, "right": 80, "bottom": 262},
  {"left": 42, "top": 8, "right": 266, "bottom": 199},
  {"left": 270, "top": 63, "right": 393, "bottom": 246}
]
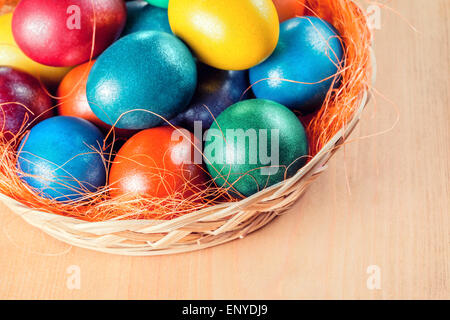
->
[{"left": 204, "top": 99, "right": 309, "bottom": 197}]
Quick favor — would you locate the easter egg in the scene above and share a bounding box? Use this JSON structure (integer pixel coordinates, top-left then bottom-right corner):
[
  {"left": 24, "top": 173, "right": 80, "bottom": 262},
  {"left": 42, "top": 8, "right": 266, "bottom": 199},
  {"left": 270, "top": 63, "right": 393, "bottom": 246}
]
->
[
  {"left": 273, "top": 0, "right": 306, "bottom": 22},
  {"left": 124, "top": 1, "right": 148, "bottom": 28},
  {"left": 126, "top": 0, "right": 148, "bottom": 14},
  {"left": 0, "top": 13, "right": 71, "bottom": 88},
  {"left": 109, "top": 126, "right": 207, "bottom": 199},
  {"left": 204, "top": 99, "right": 308, "bottom": 197},
  {"left": 170, "top": 64, "right": 250, "bottom": 133},
  {"left": 0, "top": 67, "right": 53, "bottom": 141},
  {"left": 303, "top": 2, "right": 334, "bottom": 23},
  {"left": 57, "top": 61, "right": 135, "bottom": 137},
  {"left": 57, "top": 62, "right": 102, "bottom": 127},
  {"left": 87, "top": 31, "right": 197, "bottom": 130},
  {"left": 143, "top": 0, "right": 169, "bottom": 9},
  {"left": 250, "top": 17, "right": 344, "bottom": 114},
  {"left": 12, "top": 0, "right": 127, "bottom": 67},
  {"left": 168, "top": 0, "right": 279, "bottom": 70},
  {"left": 17, "top": 116, "right": 106, "bottom": 201},
  {"left": 123, "top": 1, "right": 171, "bottom": 36}
]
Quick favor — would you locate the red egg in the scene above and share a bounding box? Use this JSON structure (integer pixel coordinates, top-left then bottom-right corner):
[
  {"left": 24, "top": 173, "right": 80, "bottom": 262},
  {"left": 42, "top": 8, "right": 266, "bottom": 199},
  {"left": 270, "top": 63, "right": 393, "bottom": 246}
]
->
[
  {"left": 12, "top": 0, "right": 127, "bottom": 67},
  {"left": 57, "top": 60, "right": 135, "bottom": 138},
  {"left": 0, "top": 66, "right": 53, "bottom": 141},
  {"left": 109, "top": 127, "right": 207, "bottom": 199},
  {"left": 273, "top": 0, "right": 306, "bottom": 22}
]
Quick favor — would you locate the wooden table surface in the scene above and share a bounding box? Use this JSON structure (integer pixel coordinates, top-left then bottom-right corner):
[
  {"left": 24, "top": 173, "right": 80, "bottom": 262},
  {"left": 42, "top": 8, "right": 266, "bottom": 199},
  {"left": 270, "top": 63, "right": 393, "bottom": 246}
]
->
[{"left": 0, "top": 0, "right": 448, "bottom": 300}]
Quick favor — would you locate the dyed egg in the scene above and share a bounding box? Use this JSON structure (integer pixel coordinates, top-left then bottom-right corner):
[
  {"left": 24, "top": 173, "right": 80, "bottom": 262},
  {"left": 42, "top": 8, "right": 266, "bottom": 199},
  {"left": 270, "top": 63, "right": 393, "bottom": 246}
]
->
[
  {"left": 124, "top": 1, "right": 148, "bottom": 32},
  {"left": 57, "top": 62, "right": 101, "bottom": 127},
  {"left": 170, "top": 63, "right": 250, "bottom": 133},
  {"left": 303, "top": 2, "right": 334, "bottom": 23},
  {"left": 250, "top": 17, "right": 344, "bottom": 114},
  {"left": 0, "top": 13, "right": 70, "bottom": 88},
  {"left": 17, "top": 116, "right": 106, "bottom": 201},
  {"left": 57, "top": 61, "right": 135, "bottom": 137},
  {"left": 0, "top": 67, "right": 53, "bottom": 141},
  {"left": 144, "top": 0, "right": 169, "bottom": 9},
  {"left": 126, "top": 0, "right": 148, "bottom": 14},
  {"left": 168, "top": 0, "right": 279, "bottom": 70},
  {"left": 204, "top": 99, "right": 308, "bottom": 197},
  {"left": 12, "top": 0, "right": 127, "bottom": 67},
  {"left": 109, "top": 126, "right": 207, "bottom": 199},
  {"left": 87, "top": 31, "right": 197, "bottom": 130},
  {"left": 273, "top": 0, "right": 306, "bottom": 22},
  {"left": 123, "top": 1, "right": 171, "bottom": 36}
]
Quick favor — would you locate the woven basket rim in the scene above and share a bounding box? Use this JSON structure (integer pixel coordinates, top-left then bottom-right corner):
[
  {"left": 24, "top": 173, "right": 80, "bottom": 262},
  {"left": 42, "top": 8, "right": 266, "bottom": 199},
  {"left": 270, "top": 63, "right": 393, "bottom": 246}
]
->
[{"left": 0, "top": 0, "right": 376, "bottom": 256}]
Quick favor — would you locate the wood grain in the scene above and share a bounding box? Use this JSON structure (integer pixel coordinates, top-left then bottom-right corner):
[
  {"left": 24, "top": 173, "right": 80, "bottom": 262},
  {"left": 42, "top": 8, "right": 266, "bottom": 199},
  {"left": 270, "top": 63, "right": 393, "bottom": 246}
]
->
[{"left": 0, "top": 0, "right": 448, "bottom": 299}]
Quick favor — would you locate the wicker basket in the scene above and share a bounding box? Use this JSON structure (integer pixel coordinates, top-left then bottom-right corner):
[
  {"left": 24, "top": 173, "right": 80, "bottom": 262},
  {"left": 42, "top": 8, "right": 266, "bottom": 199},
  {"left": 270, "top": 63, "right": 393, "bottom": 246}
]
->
[{"left": 0, "top": 0, "right": 374, "bottom": 256}]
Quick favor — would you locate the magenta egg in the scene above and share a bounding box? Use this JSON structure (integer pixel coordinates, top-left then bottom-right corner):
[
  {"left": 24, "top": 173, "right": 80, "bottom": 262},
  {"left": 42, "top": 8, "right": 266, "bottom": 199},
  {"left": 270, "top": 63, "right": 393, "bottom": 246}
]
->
[
  {"left": 12, "top": 0, "right": 127, "bottom": 67},
  {"left": 0, "top": 67, "right": 53, "bottom": 141}
]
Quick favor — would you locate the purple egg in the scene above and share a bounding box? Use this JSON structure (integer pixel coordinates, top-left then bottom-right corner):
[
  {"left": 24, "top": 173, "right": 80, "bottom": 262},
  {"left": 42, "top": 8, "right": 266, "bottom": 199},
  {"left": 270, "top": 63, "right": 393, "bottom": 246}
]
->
[
  {"left": 170, "top": 63, "right": 251, "bottom": 133},
  {"left": 0, "top": 67, "right": 53, "bottom": 141}
]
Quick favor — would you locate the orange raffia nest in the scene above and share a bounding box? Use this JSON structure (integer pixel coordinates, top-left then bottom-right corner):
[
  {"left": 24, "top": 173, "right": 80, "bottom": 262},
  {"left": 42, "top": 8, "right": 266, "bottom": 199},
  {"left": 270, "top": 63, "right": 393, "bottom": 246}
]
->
[
  {"left": 0, "top": 0, "right": 374, "bottom": 255},
  {"left": 0, "top": 0, "right": 18, "bottom": 15}
]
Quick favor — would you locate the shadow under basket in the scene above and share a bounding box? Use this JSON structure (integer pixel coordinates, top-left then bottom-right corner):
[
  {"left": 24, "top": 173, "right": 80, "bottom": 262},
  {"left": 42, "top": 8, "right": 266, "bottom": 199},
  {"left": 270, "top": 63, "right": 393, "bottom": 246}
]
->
[{"left": 0, "top": 0, "right": 375, "bottom": 256}]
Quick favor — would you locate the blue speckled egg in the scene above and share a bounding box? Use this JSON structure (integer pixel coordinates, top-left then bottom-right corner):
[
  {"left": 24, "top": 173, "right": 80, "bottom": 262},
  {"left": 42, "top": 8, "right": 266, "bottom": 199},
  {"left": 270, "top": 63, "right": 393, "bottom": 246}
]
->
[
  {"left": 86, "top": 31, "right": 197, "bottom": 130},
  {"left": 17, "top": 116, "right": 106, "bottom": 201},
  {"left": 170, "top": 63, "right": 250, "bottom": 132},
  {"left": 250, "top": 17, "right": 344, "bottom": 114},
  {"left": 123, "top": 1, "right": 171, "bottom": 36}
]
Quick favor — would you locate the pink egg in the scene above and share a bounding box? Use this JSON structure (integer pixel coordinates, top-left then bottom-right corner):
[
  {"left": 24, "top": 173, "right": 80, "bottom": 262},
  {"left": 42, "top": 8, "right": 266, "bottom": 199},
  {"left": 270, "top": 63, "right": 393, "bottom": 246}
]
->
[{"left": 12, "top": 0, "right": 127, "bottom": 67}]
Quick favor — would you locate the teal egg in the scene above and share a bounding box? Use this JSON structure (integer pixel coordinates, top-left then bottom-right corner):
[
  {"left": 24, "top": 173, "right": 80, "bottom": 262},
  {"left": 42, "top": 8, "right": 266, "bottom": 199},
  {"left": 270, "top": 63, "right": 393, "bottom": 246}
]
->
[
  {"left": 123, "top": 2, "right": 171, "bottom": 36},
  {"left": 204, "top": 99, "right": 309, "bottom": 197},
  {"left": 86, "top": 31, "right": 197, "bottom": 130}
]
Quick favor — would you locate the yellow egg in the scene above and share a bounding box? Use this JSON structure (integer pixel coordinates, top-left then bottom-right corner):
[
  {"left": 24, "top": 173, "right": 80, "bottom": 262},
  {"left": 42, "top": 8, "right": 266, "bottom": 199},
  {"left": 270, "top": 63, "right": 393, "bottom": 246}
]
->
[
  {"left": 0, "top": 13, "right": 71, "bottom": 88},
  {"left": 168, "top": 0, "right": 279, "bottom": 71}
]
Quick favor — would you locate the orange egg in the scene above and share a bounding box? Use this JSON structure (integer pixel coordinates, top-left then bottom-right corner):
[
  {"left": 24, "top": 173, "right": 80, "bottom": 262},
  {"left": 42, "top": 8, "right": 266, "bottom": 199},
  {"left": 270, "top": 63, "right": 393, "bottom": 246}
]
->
[
  {"left": 109, "top": 127, "right": 207, "bottom": 199},
  {"left": 57, "top": 61, "right": 134, "bottom": 137},
  {"left": 273, "top": 0, "right": 306, "bottom": 22},
  {"left": 303, "top": 1, "right": 334, "bottom": 24},
  {"left": 57, "top": 61, "right": 100, "bottom": 125}
]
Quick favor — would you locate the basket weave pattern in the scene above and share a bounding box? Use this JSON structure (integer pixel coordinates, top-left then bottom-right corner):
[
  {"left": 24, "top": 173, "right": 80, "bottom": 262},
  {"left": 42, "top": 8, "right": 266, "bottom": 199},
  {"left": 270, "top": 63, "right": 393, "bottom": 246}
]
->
[
  {"left": 0, "top": 92, "right": 368, "bottom": 256},
  {"left": 0, "top": 0, "right": 373, "bottom": 255}
]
